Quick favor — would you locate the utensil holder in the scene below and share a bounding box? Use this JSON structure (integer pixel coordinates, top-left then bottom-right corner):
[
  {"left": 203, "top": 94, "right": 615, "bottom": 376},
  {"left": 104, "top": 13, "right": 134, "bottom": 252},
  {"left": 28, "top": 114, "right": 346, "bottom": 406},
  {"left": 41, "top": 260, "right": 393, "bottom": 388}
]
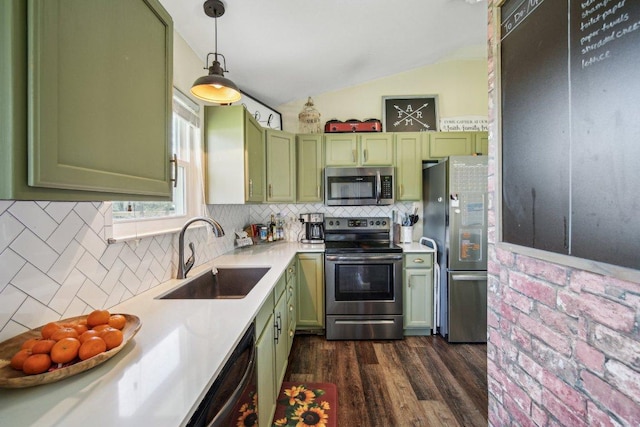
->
[{"left": 402, "top": 226, "right": 413, "bottom": 244}]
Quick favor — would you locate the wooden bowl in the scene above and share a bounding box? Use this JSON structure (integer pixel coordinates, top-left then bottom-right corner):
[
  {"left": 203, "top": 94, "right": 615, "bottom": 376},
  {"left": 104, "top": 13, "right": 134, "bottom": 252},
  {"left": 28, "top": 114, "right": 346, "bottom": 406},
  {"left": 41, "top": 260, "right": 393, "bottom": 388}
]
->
[{"left": 0, "top": 314, "right": 141, "bottom": 388}]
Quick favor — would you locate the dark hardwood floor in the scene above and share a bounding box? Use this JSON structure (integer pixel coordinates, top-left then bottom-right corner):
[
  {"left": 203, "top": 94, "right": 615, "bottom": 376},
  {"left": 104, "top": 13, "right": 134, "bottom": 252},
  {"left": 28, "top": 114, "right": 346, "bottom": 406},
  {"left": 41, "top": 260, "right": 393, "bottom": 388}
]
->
[{"left": 284, "top": 334, "right": 488, "bottom": 427}]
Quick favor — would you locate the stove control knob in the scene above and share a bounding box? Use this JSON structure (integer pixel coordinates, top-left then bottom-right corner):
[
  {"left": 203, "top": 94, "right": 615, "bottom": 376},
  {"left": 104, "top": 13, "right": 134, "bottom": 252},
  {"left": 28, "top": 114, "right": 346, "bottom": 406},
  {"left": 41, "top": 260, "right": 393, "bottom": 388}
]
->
[
  {"left": 328, "top": 220, "right": 334, "bottom": 226},
  {"left": 369, "top": 220, "right": 374, "bottom": 226},
  {"left": 375, "top": 220, "right": 380, "bottom": 226},
  {"left": 335, "top": 220, "right": 340, "bottom": 226},
  {"left": 382, "top": 220, "right": 387, "bottom": 226}
]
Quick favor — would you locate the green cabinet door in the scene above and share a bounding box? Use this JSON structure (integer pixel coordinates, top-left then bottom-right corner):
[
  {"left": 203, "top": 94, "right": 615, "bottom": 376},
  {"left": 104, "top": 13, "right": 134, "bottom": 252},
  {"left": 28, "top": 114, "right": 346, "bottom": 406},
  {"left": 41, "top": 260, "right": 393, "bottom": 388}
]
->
[
  {"left": 324, "top": 134, "right": 358, "bottom": 166},
  {"left": 395, "top": 133, "right": 424, "bottom": 201},
  {"left": 266, "top": 129, "right": 296, "bottom": 202},
  {"left": 296, "top": 253, "right": 325, "bottom": 330},
  {"left": 403, "top": 253, "right": 434, "bottom": 335},
  {"left": 474, "top": 132, "right": 489, "bottom": 155},
  {"left": 428, "top": 132, "right": 474, "bottom": 159},
  {"left": 256, "top": 312, "right": 276, "bottom": 427},
  {"left": 296, "top": 134, "right": 324, "bottom": 202},
  {"left": 205, "top": 105, "right": 265, "bottom": 203},
  {"left": 1, "top": 0, "right": 173, "bottom": 200},
  {"left": 274, "top": 288, "right": 288, "bottom": 391},
  {"left": 360, "top": 133, "right": 394, "bottom": 165}
]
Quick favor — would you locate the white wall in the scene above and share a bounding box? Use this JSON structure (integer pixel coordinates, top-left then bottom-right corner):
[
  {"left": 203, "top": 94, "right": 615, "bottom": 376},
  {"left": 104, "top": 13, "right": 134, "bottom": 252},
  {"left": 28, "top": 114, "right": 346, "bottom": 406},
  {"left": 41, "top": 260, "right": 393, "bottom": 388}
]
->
[{"left": 277, "top": 58, "right": 488, "bottom": 133}]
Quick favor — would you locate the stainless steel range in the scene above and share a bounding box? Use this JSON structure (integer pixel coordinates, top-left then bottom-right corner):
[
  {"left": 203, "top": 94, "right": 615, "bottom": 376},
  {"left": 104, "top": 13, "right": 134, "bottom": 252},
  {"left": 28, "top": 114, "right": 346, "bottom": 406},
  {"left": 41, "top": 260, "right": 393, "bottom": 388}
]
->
[{"left": 324, "top": 217, "right": 403, "bottom": 340}]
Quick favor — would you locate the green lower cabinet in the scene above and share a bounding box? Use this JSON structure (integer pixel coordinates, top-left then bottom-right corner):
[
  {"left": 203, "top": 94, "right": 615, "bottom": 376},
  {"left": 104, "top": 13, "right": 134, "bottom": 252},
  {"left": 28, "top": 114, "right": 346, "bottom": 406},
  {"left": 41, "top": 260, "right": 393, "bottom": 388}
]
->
[
  {"left": 296, "top": 253, "right": 325, "bottom": 330},
  {"left": 274, "top": 289, "right": 288, "bottom": 389},
  {"left": 403, "top": 253, "right": 434, "bottom": 335},
  {"left": 286, "top": 260, "right": 297, "bottom": 352},
  {"left": 256, "top": 310, "right": 276, "bottom": 427}
]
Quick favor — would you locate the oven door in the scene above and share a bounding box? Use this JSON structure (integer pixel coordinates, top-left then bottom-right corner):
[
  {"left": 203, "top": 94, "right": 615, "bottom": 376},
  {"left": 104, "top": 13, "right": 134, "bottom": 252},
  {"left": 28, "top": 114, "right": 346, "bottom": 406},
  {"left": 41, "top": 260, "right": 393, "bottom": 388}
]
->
[{"left": 325, "top": 253, "right": 403, "bottom": 315}]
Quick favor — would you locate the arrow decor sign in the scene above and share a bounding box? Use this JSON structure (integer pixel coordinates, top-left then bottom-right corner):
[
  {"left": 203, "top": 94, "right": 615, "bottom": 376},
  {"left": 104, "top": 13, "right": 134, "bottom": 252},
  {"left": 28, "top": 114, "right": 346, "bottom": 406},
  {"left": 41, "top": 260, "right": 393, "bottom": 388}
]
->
[{"left": 382, "top": 95, "right": 439, "bottom": 132}]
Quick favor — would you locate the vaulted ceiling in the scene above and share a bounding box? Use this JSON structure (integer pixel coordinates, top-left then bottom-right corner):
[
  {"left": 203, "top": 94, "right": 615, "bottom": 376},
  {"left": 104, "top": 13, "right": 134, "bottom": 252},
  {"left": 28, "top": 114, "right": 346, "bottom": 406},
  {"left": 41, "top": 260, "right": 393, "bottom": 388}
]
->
[{"left": 158, "top": 0, "right": 488, "bottom": 107}]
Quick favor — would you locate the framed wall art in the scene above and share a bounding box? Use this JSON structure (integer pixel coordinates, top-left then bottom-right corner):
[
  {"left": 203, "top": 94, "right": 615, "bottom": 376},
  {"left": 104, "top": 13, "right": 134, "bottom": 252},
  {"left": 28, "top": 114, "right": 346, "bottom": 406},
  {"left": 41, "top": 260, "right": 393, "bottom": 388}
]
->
[
  {"left": 382, "top": 95, "right": 439, "bottom": 132},
  {"left": 239, "top": 91, "right": 282, "bottom": 130}
]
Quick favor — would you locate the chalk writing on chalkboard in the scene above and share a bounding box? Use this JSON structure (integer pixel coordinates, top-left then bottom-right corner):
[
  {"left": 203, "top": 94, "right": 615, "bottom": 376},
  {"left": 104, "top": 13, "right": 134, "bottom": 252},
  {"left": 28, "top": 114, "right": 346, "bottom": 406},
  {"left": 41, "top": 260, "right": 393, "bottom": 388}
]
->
[
  {"left": 501, "top": 0, "right": 545, "bottom": 39},
  {"left": 577, "top": 0, "right": 638, "bottom": 70}
]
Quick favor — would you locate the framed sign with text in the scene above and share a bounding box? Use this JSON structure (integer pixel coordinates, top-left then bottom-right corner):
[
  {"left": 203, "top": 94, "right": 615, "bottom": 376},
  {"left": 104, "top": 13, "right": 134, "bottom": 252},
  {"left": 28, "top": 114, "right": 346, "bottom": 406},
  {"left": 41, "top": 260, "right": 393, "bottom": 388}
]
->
[
  {"left": 382, "top": 95, "right": 438, "bottom": 132},
  {"left": 239, "top": 91, "right": 282, "bottom": 130}
]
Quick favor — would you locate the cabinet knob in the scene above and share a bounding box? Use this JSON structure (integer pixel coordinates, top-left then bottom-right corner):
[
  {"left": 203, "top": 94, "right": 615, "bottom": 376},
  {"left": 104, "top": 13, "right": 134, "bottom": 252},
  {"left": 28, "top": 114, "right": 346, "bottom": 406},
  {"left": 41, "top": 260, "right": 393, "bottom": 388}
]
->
[
  {"left": 169, "top": 154, "right": 178, "bottom": 188},
  {"left": 413, "top": 258, "right": 424, "bottom": 263}
]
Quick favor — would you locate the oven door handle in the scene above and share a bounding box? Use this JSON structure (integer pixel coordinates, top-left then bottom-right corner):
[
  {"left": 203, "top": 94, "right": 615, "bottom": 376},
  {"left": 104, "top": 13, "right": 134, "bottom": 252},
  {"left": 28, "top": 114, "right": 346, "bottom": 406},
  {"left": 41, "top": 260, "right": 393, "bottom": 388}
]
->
[
  {"left": 376, "top": 170, "right": 381, "bottom": 204},
  {"left": 325, "top": 254, "right": 403, "bottom": 262}
]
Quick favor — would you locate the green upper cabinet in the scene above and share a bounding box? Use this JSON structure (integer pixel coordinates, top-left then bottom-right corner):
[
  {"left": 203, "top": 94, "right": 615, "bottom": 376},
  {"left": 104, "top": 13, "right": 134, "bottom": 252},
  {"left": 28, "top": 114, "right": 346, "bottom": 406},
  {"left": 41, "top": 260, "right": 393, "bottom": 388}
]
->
[
  {"left": 395, "top": 133, "right": 424, "bottom": 201},
  {"left": 296, "top": 134, "right": 324, "bottom": 202},
  {"left": 474, "top": 132, "right": 489, "bottom": 155},
  {"left": 427, "top": 132, "right": 474, "bottom": 159},
  {"left": 1, "top": 0, "right": 173, "bottom": 200},
  {"left": 266, "top": 130, "right": 296, "bottom": 203},
  {"left": 324, "top": 133, "right": 394, "bottom": 166},
  {"left": 360, "top": 133, "right": 394, "bottom": 165},
  {"left": 205, "top": 105, "right": 265, "bottom": 204}
]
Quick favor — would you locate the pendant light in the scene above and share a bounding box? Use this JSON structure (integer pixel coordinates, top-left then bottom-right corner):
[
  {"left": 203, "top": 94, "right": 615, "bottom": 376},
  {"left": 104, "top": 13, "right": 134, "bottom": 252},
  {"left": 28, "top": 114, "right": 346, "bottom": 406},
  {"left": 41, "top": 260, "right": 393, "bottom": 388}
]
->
[{"left": 190, "top": 0, "right": 241, "bottom": 104}]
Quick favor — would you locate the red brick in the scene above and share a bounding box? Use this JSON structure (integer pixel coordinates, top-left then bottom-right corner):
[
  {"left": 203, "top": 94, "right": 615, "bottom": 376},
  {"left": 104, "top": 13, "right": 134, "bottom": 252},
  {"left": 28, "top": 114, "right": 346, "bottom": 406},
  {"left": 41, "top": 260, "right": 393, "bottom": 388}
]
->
[
  {"left": 488, "top": 377, "right": 503, "bottom": 404},
  {"left": 500, "top": 301, "right": 518, "bottom": 324},
  {"left": 557, "top": 290, "right": 581, "bottom": 317},
  {"left": 505, "top": 362, "right": 543, "bottom": 402},
  {"left": 571, "top": 269, "right": 640, "bottom": 295},
  {"left": 504, "top": 286, "right": 534, "bottom": 314},
  {"left": 488, "top": 307, "right": 500, "bottom": 329},
  {"left": 593, "top": 324, "right": 640, "bottom": 369},
  {"left": 586, "top": 401, "right": 622, "bottom": 427},
  {"left": 578, "top": 293, "right": 635, "bottom": 332},
  {"left": 581, "top": 370, "right": 640, "bottom": 425},
  {"left": 516, "top": 256, "right": 569, "bottom": 287},
  {"left": 531, "top": 339, "right": 579, "bottom": 384},
  {"left": 531, "top": 403, "right": 548, "bottom": 426},
  {"left": 542, "top": 371, "right": 587, "bottom": 416},
  {"left": 575, "top": 340, "right": 605, "bottom": 373},
  {"left": 510, "top": 325, "right": 532, "bottom": 352},
  {"left": 504, "top": 377, "right": 533, "bottom": 413},
  {"left": 510, "top": 271, "right": 557, "bottom": 307},
  {"left": 503, "top": 394, "right": 537, "bottom": 427},
  {"left": 495, "top": 246, "right": 515, "bottom": 266},
  {"left": 537, "top": 303, "right": 578, "bottom": 335},
  {"left": 604, "top": 359, "right": 640, "bottom": 405},
  {"left": 518, "top": 352, "right": 544, "bottom": 382},
  {"left": 541, "top": 391, "right": 588, "bottom": 427},
  {"left": 519, "top": 312, "right": 572, "bottom": 356}
]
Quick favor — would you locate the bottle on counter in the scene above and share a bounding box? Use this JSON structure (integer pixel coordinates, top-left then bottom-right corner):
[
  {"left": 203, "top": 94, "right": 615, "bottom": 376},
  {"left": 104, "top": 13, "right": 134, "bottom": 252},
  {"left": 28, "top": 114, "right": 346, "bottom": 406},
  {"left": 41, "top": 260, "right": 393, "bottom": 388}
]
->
[
  {"left": 275, "top": 213, "right": 284, "bottom": 240},
  {"left": 269, "top": 214, "right": 276, "bottom": 241}
]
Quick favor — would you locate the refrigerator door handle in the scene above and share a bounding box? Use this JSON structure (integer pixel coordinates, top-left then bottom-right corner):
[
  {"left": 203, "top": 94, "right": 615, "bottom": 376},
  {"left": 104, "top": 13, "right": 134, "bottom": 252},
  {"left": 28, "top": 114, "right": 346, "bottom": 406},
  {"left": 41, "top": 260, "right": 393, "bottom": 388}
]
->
[{"left": 451, "top": 274, "right": 485, "bottom": 281}]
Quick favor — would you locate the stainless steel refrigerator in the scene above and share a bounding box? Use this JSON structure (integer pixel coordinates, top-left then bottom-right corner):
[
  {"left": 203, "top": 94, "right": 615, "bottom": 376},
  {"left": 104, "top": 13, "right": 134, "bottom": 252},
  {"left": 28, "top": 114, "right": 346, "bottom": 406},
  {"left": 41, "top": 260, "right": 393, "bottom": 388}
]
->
[{"left": 422, "top": 156, "right": 488, "bottom": 343}]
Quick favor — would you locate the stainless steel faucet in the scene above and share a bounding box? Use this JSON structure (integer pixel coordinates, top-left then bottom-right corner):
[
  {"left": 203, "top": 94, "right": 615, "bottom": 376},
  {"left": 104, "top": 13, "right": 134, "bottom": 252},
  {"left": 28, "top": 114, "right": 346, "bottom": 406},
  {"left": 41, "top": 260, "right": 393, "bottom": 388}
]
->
[{"left": 177, "top": 216, "right": 225, "bottom": 279}]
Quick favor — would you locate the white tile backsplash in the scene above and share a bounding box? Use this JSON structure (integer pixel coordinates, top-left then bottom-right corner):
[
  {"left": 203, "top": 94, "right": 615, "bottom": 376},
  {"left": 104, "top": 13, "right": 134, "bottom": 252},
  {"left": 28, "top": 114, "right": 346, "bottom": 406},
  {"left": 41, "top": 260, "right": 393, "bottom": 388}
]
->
[
  {"left": 0, "top": 199, "right": 418, "bottom": 341},
  {"left": 0, "top": 201, "right": 250, "bottom": 342}
]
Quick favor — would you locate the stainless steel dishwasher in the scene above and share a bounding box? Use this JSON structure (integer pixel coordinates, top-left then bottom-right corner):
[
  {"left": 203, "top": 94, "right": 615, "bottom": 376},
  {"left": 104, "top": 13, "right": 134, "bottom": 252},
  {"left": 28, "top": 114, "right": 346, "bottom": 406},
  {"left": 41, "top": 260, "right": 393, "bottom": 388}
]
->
[{"left": 187, "top": 322, "right": 257, "bottom": 427}]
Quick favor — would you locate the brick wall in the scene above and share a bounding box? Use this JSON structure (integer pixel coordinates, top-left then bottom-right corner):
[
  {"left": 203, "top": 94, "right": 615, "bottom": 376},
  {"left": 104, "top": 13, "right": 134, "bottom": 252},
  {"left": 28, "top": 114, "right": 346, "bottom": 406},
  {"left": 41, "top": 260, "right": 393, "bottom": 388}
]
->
[{"left": 486, "top": 2, "right": 640, "bottom": 426}]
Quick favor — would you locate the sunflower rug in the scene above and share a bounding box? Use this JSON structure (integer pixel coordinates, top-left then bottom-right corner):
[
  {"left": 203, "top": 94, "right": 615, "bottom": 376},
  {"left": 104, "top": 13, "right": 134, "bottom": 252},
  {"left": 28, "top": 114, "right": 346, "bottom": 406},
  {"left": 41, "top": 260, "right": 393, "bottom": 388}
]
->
[{"left": 272, "top": 382, "right": 337, "bottom": 427}]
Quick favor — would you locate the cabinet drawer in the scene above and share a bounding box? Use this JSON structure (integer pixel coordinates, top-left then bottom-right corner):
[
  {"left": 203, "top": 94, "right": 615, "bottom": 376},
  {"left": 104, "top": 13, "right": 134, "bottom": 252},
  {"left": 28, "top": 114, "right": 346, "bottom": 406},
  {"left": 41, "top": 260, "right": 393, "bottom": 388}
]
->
[
  {"left": 404, "top": 253, "right": 433, "bottom": 268},
  {"left": 275, "top": 274, "right": 286, "bottom": 300}
]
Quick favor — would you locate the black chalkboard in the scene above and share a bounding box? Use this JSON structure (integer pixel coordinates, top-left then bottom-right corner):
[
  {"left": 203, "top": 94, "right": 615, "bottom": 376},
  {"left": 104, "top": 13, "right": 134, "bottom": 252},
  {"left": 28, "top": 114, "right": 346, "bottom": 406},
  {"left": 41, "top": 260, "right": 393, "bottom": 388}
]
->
[{"left": 500, "top": 0, "right": 640, "bottom": 271}]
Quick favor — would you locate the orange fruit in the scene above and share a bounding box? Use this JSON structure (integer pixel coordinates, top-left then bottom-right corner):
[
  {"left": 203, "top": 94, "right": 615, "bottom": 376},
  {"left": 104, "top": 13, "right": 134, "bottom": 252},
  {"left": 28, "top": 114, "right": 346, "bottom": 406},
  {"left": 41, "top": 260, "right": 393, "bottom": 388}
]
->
[
  {"left": 86, "top": 309, "right": 110, "bottom": 328},
  {"left": 31, "top": 339, "right": 56, "bottom": 354},
  {"left": 108, "top": 314, "right": 126, "bottom": 330},
  {"left": 78, "top": 337, "right": 107, "bottom": 360},
  {"left": 92, "top": 324, "right": 112, "bottom": 333},
  {"left": 101, "top": 328, "right": 123, "bottom": 350},
  {"left": 21, "top": 338, "right": 41, "bottom": 350},
  {"left": 50, "top": 337, "right": 81, "bottom": 364},
  {"left": 10, "top": 349, "right": 32, "bottom": 370},
  {"left": 79, "top": 330, "right": 100, "bottom": 344},
  {"left": 50, "top": 327, "right": 79, "bottom": 341},
  {"left": 41, "top": 322, "right": 61, "bottom": 339},
  {"left": 72, "top": 324, "right": 88, "bottom": 335},
  {"left": 22, "top": 353, "right": 51, "bottom": 375}
]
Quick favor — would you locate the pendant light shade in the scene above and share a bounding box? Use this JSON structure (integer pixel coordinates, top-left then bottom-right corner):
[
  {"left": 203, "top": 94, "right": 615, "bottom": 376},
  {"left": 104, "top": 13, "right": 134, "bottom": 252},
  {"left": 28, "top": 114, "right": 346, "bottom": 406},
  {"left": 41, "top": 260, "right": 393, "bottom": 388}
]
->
[{"left": 190, "top": 0, "right": 241, "bottom": 104}]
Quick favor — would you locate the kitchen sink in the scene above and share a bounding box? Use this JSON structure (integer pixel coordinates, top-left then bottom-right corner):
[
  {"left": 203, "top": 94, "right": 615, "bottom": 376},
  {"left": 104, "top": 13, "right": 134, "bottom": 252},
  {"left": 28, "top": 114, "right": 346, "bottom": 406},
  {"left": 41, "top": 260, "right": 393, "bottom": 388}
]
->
[{"left": 159, "top": 267, "right": 270, "bottom": 299}]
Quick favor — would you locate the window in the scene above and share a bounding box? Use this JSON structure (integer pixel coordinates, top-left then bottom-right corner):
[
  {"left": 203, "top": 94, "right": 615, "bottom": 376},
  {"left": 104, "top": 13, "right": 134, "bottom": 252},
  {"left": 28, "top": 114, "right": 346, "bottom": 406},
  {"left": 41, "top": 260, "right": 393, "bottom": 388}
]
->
[{"left": 110, "top": 89, "right": 204, "bottom": 240}]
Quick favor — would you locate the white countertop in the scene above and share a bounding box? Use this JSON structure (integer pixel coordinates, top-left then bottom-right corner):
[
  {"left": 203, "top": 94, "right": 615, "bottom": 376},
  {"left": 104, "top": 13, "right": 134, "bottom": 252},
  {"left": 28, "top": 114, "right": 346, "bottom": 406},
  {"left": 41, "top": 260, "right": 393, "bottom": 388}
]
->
[
  {"left": 397, "top": 241, "right": 437, "bottom": 253},
  {"left": 0, "top": 242, "right": 323, "bottom": 427}
]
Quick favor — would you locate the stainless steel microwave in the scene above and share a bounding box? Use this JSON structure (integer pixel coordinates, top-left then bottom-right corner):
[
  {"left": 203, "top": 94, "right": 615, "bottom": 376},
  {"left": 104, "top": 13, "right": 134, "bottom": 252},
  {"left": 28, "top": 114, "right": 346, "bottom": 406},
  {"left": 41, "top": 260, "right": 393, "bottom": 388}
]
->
[{"left": 324, "top": 166, "right": 395, "bottom": 206}]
